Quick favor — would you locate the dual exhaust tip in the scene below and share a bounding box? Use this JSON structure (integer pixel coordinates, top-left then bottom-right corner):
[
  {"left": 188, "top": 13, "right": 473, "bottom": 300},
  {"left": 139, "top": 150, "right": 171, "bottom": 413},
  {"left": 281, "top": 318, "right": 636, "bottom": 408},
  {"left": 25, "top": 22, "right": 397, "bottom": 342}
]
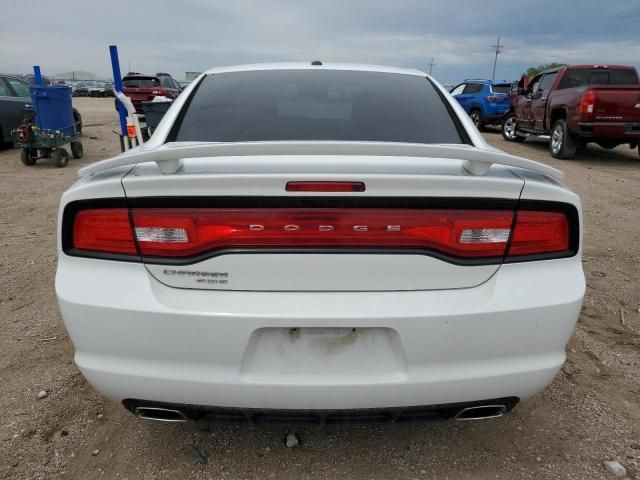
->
[
  {"left": 453, "top": 404, "right": 508, "bottom": 421},
  {"left": 134, "top": 406, "right": 188, "bottom": 423},
  {"left": 134, "top": 403, "right": 508, "bottom": 424}
]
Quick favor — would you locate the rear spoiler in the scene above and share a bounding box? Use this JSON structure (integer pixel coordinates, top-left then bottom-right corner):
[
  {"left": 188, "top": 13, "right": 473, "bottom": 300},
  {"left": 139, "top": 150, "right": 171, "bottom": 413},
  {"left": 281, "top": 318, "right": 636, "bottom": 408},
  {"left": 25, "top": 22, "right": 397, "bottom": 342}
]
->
[{"left": 77, "top": 141, "right": 564, "bottom": 180}]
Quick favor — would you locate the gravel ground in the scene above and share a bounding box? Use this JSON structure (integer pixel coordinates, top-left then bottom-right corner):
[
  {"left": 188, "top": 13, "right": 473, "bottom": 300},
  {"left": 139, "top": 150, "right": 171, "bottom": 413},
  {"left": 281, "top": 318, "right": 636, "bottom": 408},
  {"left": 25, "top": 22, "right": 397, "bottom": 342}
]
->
[{"left": 1, "top": 98, "right": 639, "bottom": 479}]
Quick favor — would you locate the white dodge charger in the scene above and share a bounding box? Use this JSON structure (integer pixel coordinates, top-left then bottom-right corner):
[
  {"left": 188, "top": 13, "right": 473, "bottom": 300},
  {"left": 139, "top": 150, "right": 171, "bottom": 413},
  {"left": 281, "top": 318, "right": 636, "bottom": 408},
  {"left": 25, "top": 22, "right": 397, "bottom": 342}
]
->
[{"left": 56, "top": 63, "right": 584, "bottom": 424}]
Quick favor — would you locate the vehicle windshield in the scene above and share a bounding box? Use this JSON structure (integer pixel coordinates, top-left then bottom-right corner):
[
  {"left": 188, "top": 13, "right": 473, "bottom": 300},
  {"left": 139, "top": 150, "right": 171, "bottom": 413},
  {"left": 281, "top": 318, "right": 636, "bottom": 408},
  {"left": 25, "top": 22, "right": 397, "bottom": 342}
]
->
[
  {"left": 173, "top": 69, "right": 464, "bottom": 144},
  {"left": 123, "top": 76, "right": 160, "bottom": 88},
  {"left": 557, "top": 68, "right": 639, "bottom": 89},
  {"left": 491, "top": 84, "right": 511, "bottom": 94}
]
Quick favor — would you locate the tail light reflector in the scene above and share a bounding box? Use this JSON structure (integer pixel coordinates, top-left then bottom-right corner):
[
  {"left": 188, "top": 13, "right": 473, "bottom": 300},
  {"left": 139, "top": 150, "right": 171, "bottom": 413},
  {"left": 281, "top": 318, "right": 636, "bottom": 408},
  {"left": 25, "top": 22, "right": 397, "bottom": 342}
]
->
[
  {"left": 130, "top": 208, "right": 514, "bottom": 258},
  {"left": 508, "top": 211, "right": 569, "bottom": 256},
  {"left": 72, "top": 209, "right": 137, "bottom": 255},
  {"left": 579, "top": 89, "right": 597, "bottom": 118}
]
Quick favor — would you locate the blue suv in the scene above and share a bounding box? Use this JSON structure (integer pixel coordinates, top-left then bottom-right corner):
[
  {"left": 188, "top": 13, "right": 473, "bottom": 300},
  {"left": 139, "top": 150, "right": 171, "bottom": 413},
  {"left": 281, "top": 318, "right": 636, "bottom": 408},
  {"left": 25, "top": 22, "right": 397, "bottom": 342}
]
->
[{"left": 450, "top": 80, "right": 513, "bottom": 130}]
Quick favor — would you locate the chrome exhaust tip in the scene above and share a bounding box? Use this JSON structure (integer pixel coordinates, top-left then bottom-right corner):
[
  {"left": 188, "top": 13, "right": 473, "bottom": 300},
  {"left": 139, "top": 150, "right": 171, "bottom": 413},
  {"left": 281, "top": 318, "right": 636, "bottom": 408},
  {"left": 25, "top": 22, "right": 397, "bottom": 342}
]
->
[
  {"left": 134, "top": 406, "right": 188, "bottom": 423},
  {"left": 454, "top": 404, "right": 507, "bottom": 421}
]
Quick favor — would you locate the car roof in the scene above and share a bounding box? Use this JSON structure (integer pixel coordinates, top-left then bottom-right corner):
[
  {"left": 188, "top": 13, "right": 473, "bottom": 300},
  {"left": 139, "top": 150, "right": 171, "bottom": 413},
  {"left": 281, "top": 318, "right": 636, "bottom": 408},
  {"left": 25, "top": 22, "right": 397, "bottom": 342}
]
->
[
  {"left": 539, "top": 64, "right": 637, "bottom": 76},
  {"left": 122, "top": 75, "right": 159, "bottom": 80},
  {"left": 462, "top": 79, "right": 512, "bottom": 85},
  {"left": 0, "top": 74, "right": 29, "bottom": 81},
  {"left": 202, "top": 62, "right": 427, "bottom": 77}
]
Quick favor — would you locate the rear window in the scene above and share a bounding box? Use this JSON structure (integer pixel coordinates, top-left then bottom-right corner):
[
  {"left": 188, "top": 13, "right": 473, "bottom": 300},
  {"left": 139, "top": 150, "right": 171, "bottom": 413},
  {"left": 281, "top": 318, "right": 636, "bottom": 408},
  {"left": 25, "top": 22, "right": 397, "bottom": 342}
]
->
[
  {"left": 173, "top": 70, "right": 464, "bottom": 144},
  {"left": 491, "top": 84, "right": 511, "bottom": 94},
  {"left": 557, "top": 69, "right": 639, "bottom": 89},
  {"left": 122, "top": 76, "right": 160, "bottom": 88}
]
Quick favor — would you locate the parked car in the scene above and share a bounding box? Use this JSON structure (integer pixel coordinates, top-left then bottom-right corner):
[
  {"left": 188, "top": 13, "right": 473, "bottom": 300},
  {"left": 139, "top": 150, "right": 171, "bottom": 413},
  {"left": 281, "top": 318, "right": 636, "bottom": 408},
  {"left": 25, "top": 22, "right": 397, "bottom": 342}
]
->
[
  {"left": 502, "top": 64, "right": 640, "bottom": 158},
  {"left": 89, "top": 82, "right": 114, "bottom": 97},
  {"left": 0, "top": 74, "right": 82, "bottom": 144},
  {"left": 20, "top": 74, "right": 53, "bottom": 86},
  {"left": 57, "top": 63, "right": 584, "bottom": 424},
  {"left": 0, "top": 74, "right": 33, "bottom": 144},
  {"left": 73, "top": 82, "right": 91, "bottom": 97},
  {"left": 449, "top": 79, "right": 513, "bottom": 130},
  {"left": 121, "top": 74, "right": 182, "bottom": 113}
]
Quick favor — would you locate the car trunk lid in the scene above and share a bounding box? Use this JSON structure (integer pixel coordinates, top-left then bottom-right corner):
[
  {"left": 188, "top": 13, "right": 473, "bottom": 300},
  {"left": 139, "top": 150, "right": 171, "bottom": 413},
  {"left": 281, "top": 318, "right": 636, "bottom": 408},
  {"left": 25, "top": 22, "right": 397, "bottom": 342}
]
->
[{"left": 121, "top": 154, "right": 525, "bottom": 292}]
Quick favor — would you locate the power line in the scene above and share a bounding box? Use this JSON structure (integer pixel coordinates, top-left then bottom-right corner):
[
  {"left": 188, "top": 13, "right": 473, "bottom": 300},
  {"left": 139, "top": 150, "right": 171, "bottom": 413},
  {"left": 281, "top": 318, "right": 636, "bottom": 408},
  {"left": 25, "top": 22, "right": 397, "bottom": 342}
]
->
[
  {"left": 491, "top": 37, "right": 503, "bottom": 81},
  {"left": 428, "top": 58, "right": 436, "bottom": 76}
]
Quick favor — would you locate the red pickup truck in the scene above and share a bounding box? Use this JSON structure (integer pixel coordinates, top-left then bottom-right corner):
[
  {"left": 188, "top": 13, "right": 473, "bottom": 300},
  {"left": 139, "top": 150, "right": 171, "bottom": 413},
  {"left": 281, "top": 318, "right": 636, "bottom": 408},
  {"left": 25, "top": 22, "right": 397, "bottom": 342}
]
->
[{"left": 502, "top": 65, "right": 640, "bottom": 158}]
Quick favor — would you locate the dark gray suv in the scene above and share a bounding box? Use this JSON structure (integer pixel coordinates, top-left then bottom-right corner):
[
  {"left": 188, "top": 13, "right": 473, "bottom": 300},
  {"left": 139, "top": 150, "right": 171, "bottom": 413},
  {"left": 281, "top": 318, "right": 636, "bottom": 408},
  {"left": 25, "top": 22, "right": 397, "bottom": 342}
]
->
[{"left": 0, "top": 74, "right": 82, "bottom": 145}]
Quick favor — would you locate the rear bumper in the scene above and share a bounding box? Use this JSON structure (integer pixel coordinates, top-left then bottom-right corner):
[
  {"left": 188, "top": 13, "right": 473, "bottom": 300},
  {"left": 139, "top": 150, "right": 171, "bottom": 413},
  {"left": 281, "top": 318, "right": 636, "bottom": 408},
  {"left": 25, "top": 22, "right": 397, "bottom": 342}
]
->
[
  {"left": 577, "top": 121, "right": 640, "bottom": 140},
  {"left": 122, "top": 397, "right": 520, "bottom": 424},
  {"left": 56, "top": 256, "right": 584, "bottom": 410},
  {"left": 483, "top": 104, "right": 510, "bottom": 124}
]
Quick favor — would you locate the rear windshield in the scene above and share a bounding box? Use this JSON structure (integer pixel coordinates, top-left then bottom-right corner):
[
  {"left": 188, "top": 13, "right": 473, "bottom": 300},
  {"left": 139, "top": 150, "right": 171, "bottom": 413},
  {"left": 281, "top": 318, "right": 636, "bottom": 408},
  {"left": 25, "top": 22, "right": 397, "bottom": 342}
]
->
[
  {"left": 173, "top": 70, "right": 464, "bottom": 144},
  {"left": 122, "top": 76, "right": 160, "bottom": 88},
  {"left": 557, "top": 69, "right": 639, "bottom": 89},
  {"left": 491, "top": 84, "right": 511, "bottom": 94}
]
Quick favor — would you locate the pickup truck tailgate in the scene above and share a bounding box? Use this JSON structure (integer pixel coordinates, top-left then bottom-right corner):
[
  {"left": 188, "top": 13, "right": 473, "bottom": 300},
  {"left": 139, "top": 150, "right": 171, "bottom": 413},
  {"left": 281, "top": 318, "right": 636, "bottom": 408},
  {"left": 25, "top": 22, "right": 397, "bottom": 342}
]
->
[{"left": 592, "top": 86, "right": 640, "bottom": 122}]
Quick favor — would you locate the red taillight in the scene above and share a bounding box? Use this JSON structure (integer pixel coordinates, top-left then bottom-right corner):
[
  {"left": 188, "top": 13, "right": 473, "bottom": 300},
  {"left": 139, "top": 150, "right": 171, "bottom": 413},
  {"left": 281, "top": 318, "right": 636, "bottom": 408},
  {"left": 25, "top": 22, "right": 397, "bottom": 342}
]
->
[
  {"left": 130, "top": 208, "right": 514, "bottom": 258},
  {"left": 486, "top": 96, "right": 498, "bottom": 103},
  {"left": 579, "top": 89, "right": 597, "bottom": 117},
  {"left": 508, "top": 211, "right": 569, "bottom": 257},
  {"left": 286, "top": 181, "right": 365, "bottom": 192},
  {"left": 67, "top": 206, "right": 573, "bottom": 262},
  {"left": 72, "top": 209, "right": 137, "bottom": 255},
  {"left": 151, "top": 89, "right": 165, "bottom": 96}
]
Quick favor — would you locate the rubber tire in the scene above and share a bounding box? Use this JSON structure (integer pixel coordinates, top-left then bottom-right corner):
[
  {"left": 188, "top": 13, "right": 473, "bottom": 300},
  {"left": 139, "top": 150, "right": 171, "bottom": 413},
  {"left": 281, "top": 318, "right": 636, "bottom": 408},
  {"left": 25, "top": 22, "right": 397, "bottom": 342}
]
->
[
  {"left": 550, "top": 119, "right": 576, "bottom": 159},
  {"left": 469, "top": 109, "right": 485, "bottom": 131},
  {"left": 73, "top": 108, "right": 83, "bottom": 135},
  {"left": 501, "top": 114, "right": 526, "bottom": 142},
  {"left": 20, "top": 148, "right": 37, "bottom": 166},
  {"left": 52, "top": 148, "right": 69, "bottom": 168},
  {"left": 70, "top": 141, "right": 84, "bottom": 159}
]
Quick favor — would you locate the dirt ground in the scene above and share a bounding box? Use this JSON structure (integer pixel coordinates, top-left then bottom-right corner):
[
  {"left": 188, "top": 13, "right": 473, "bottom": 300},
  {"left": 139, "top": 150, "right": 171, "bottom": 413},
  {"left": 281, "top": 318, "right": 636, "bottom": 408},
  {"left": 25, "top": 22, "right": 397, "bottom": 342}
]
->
[{"left": 1, "top": 97, "right": 639, "bottom": 480}]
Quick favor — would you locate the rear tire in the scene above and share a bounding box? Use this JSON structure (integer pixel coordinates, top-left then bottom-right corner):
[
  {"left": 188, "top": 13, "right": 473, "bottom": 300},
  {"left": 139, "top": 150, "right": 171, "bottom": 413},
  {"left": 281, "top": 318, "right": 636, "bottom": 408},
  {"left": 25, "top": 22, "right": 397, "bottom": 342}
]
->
[
  {"left": 73, "top": 108, "right": 83, "bottom": 135},
  {"left": 469, "top": 109, "right": 485, "bottom": 131},
  {"left": 70, "top": 141, "right": 84, "bottom": 159},
  {"left": 550, "top": 119, "right": 576, "bottom": 159},
  {"left": 20, "top": 148, "right": 37, "bottom": 166},
  {"left": 52, "top": 148, "right": 69, "bottom": 168},
  {"left": 501, "top": 114, "right": 526, "bottom": 142}
]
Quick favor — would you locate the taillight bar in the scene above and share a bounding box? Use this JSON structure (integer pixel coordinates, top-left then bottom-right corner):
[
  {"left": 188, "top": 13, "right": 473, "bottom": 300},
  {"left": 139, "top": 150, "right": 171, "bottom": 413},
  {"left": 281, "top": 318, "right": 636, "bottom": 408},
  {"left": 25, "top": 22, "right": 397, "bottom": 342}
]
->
[
  {"left": 130, "top": 208, "right": 515, "bottom": 258},
  {"left": 65, "top": 201, "right": 577, "bottom": 265}
]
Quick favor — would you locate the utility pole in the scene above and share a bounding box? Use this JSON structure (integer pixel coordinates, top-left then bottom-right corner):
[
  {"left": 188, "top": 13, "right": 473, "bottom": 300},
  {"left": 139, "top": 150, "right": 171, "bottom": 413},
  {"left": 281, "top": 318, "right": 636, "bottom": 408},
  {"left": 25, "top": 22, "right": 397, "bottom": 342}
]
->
[
  {"left": 491, "top": 37, "right": 503, "bottom": 81},
  {"left": 428, "top": 58, "right": 436, "bottom": 76}
]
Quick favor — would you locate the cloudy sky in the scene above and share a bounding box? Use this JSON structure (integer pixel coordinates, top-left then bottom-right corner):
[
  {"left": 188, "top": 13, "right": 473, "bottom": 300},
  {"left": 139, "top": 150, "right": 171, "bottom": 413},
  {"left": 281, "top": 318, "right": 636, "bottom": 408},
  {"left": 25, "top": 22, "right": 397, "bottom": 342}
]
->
[{"left": 3, "top": 0, "right": 640, "bottom": 84}]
